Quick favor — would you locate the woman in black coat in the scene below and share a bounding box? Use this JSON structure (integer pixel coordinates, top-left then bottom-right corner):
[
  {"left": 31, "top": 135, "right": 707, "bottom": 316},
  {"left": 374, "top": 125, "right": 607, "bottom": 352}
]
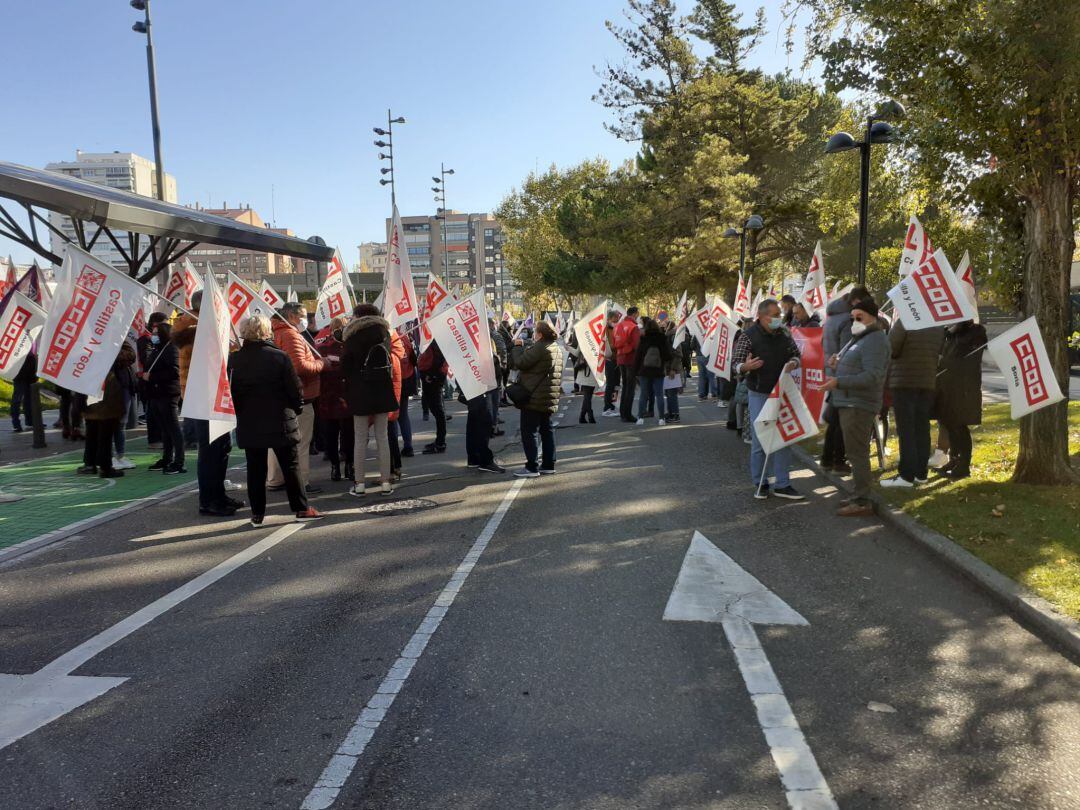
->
[
  {"left": 145, "top": 321, "right": 185, "bottom": 474},
  {"left": 934, "top": 320, "right": 988, "bottom": 479},
  {"left": 230, "top": 315, "right": 319, "bottom": 525},
  {"left": 633, "top": 317, "right": 673, "bottom": 425}
]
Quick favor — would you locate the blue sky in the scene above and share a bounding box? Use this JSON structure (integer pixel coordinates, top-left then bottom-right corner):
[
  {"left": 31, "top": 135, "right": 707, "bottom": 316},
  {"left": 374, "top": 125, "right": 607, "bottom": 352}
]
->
[{"left": 0, "top": 0, "right": 811, "bottom": 266}]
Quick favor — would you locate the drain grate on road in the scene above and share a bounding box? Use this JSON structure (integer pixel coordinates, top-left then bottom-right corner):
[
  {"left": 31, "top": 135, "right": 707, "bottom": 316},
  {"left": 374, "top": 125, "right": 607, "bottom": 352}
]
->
[{"left": 349, "top": 497, "right": 439, "bottom": 517}]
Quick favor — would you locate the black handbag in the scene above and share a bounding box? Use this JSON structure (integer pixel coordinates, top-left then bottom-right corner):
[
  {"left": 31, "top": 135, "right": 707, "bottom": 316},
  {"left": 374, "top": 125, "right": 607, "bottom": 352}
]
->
[{"left": 505, "top": 379, "right": 536, "bottom": 409}]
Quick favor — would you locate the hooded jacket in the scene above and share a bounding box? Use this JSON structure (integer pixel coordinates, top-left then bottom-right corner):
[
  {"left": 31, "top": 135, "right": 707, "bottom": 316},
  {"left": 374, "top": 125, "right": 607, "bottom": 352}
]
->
[
  {"left": 228, "top": 339, "right": 304, "bottom": 449},
  {"left": 511, "top": 338, "right": 563, "bottom": 414},
  {"left": 829, "top": 321, "right": 890, "bottom": 413},
  {"left": 272, "top": 317, "right": 326, "bottom": 401},
  {"left": 823, "top": 297, "right": 852, "bottom": 361},
  {"left": 888, "top": 319, "right": 945, "bottom": 390},
  {"left": 341, "top": 315, "right": 403, "bottom": 418},
  {"left": 612, "top": 315, "right": 641, "bottom": 366},
  {"left": 171, "top": 312, "right": 199, "bottom": 391}
]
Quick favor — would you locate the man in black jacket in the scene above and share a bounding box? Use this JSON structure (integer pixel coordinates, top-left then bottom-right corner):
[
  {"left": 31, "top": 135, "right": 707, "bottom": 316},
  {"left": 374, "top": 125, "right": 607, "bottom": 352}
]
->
[{"left": 731, "top": 299, "right": 805, "bottom": 501}]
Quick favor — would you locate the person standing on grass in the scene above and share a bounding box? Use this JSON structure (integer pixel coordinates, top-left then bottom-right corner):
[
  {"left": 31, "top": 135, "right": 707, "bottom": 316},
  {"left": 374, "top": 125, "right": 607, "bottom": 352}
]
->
[
  {"left": 731, "top": 299, "right": 804, "bottom": 501},
  {"left": 933, "top": 319, "right": 988, "bottom": 480},
  {"left": 635, "top": 317, "right": 671, "bottom": 426},
  {"left": 511, "top": 321, "right": 563, "bottom": 478},
  {"left": 817, "top": 298, "right": 890, "bottom": 517},
  {"left": 342, "top": 303, "right": 402, "bottom": 496},
  {"left": 229, "top": 315, "right": 321, "bottom": 526},
  {"left": 613, "top": 306, "right": 641, "bottom": 423},
  {"left": 881, "top": 318, "right": 945, "bottom": 489},
  {"left": 145, "top": 321, "right": 185, "bottom": 475}
]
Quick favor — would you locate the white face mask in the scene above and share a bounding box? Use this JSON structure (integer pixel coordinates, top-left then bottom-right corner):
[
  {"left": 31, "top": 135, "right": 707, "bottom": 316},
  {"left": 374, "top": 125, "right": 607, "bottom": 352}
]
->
[
  {"left": 850, "top": 321, "right": 868, "bottom": 336},
  {"left": 297, "top": 317, "right": 309, "bottom": 332}
]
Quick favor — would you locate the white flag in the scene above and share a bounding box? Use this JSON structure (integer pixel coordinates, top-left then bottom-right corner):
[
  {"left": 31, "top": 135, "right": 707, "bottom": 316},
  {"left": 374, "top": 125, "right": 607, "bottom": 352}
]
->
[
  {"left": 287, "top": 284, "right": 298, "bottom": 303},
  {"left": 688, "top": 304, "right": 711, "bottom": 345},
  {"left": 704, "top": 311, "right": 738, "bottom": 381},
  {"left": 955, "top": 251, "right": 979, "bottom": 324},
  {"left": 733, "top": 272, "right": 753, "bottom": 320},
  {"left": 986, "top": 317, "right": 1064, "bottom": 419},
  {"left": 749, "top": 287, "right": 765, "bottom": 318},
  {"left": 180, "top": 269, "right": 236, "bottom": 441},
  {"left": 899, "top": 215, "right": 933, "bottom": 278},
  {"left": 259, "top": 279, "right": 284, "bottom": 309},
  {"left": 700, "top": 296, "right": 728, "bottom": 355},
  {"left": 672, "top": 290, "right": 690, "bottom": 348},
  {"left": 800, "top": 242, "right": 827, "bottom": 316},
  {"left": 0, "top": 291, "right": 48, "bottom": 381},
  {"left": 0, "top": 260, "right": 15, "bottom": 299},
  {"left": 226, "top": 270, "right": 277, "bottom": 329},
  {"left": 383, "top": 204, "right": 421, "bottom": 329},
  {"left": 424, "top": 289, "right": 496, "bottom": 400},
  {"left": 419, "top": 273, "right": 456, "bottom": 352},
  {"left": 830, "top": 281, "right": 854, "bottom": 304},
  {"left": 38, "top": 245, "right": 145, "bottom": 396},
  {"left": 573, "top": 301, "right": 612, "bottom": 389},
  {"left": 753, "top": 373, "right": 820, "bottom": 455},
  {"left": 887, "top": 248, "right": 977, "bottom": 330},
  {"left": 314, "top": 249, "right": 354, "bottom": 329},
  {"left": 164, "top": 257, "right": 203, "bottom": 310}
]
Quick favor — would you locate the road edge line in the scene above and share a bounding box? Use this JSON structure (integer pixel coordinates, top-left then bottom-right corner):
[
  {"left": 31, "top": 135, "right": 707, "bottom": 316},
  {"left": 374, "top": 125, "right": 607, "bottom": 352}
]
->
[
  {"left": 791, "top": 445, "right": 1080, "bottom": 666},
  {"left": 300, "top": 478, "right": 528, "bottom": 810}
]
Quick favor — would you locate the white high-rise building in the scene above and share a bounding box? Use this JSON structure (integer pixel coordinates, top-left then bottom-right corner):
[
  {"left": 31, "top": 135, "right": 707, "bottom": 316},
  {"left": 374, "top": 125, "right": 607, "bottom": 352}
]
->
[{"left": 44, "top": 150, "right": 177, "bottom": 271}]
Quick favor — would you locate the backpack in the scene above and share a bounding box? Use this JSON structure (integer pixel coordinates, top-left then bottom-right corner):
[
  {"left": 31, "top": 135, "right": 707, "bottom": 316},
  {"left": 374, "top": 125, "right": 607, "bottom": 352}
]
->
[
  {"left": 360, "top": 339, "right": 392, "bottom": 385},
  {"left": 642, "top": 345, "right": 662, "bottom": 373}
]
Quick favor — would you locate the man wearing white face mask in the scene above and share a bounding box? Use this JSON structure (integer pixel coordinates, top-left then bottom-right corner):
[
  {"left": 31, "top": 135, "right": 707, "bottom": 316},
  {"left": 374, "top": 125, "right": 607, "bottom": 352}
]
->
[
  {"left": 732, "top": 299, "right": 804, "bottom": 501},
  {"left": 267, "top": 302, "right": 326, "bottom": 493}
]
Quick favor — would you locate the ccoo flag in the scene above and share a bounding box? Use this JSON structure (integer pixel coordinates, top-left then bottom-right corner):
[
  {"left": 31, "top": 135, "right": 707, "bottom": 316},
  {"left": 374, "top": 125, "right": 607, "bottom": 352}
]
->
[
  {"left": 180, "top": 269, "right": 236, "bottom": 440},
  {"left": 573, "top": 300, "right": 612, "bottom": 389},
  {"left": 260, "top": 279, "right": 285, "bottom": 309},
  {"left": 383, "top": 204, "right": 420, "bottom": 329},
  {"left": 753, "top": 373, "right": 820, "bottom": 455},
  {"left": 704, "top": 311, "right": 738, "bottom": 381},
  {"left": 0, "top": 291, "right": 48, "bottom": 382},
  {"left": 424, "top": 289, "right": 497, "bottom": 400},
  {"left": 898, "top": 215, "right": 934, "bottom": 278},
  {"left": 733, "top": 272, "right": 753, "bottom": 320},
  {"left": 226, "top": 270, "right": 277, "bottom": 329},
  {"left": 164, "top": 257, "right": 203, "bottom": 310},
  {"left": 955, "top": 250, "right": 979, "bottom": 324},
  {"left": 985, "top": 317, "right": 1065, "bottom": 419},
  {"left": 419, "top": 273, "right": 456, "bottom": 352},
  {"left": 800, "top": 242, "right": 827, "bottom": 316},
  {"left": 887, "top": 248, "right": 977, "bottom": 331},
  {"left": 38, "top": 245, "right": 145, "bottom": 396},
  {"left": 314, "top": 248, "right": 354, "bottom": 329}
]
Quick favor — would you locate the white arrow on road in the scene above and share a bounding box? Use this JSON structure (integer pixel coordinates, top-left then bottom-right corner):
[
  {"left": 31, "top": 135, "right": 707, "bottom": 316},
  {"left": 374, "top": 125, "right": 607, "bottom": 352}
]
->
[
  {"left": 664, "top": 531, "right": 838, "bottom": 810},
  {"left": 0, "top": 523, "right": 302, "bottom": 752}
]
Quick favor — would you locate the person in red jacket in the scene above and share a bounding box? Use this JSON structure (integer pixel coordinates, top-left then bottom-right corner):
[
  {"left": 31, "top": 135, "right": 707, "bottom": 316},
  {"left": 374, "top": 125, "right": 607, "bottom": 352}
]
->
[
  {"left": 267, "top": 302, "right": 326, "bottom": 493},
  {"left": 612, "top": 307, "right": 642, "bottom": 422}
]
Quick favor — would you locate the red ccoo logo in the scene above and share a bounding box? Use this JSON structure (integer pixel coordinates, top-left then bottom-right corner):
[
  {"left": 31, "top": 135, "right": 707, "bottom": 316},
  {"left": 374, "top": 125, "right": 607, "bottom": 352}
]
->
[
  {"left": 912, "top": 255, "right": 962, "bottom": 321},
  {"left": 0, "top": 306, "right": 32, "bottom": 369},
  {"left": 1009, "top": 334, "right": 1049, "bottom": 407}
]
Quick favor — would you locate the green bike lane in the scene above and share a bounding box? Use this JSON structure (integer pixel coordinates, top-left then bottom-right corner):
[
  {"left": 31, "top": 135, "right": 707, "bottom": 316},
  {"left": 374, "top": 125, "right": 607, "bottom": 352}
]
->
[{"left": 0, "top": 438, "right": 196, "bottom": 554}]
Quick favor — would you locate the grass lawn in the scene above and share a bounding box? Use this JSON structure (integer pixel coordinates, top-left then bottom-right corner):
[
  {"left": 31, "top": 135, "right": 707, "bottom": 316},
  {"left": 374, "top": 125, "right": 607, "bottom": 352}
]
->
[
  {"left": 857, "top": 402, "right": 1080, "bottom": 621},
  {"left": 0, "top": 378, "right": 59, "bottom": 414}
]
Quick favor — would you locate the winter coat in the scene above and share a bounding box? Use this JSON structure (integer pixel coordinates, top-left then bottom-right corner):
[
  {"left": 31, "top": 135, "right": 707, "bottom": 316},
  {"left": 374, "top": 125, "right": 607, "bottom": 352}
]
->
[
  {"left": 145, "top": 341, "right": 181, "bottom": 400},
  {"left": 612, "top": 316, "right": 641, "bottom": 366},
  {"left": 888, "top": 319, "right": 945, "bottom": 390},
  {"left": 13, "top": 350, "right": 37, "bottom": 384},
  {"left": 823, "top": 297, "right": 852, "bottom": 362},
  {"left": 272, "top": 317, "right": 325, "bottom": 401},
  {"left": 634, "top": 330, "right": 672, "bottom": 379},
  {"left": 830, "top": 322, "right": 890, "bottom": 413},
  {"left": 490, "top": 326, "right": 509, "bottom": 377},
  {"left": 171, "top": 313, "right": 198, "bottom": 391},
  {"left": 229, "top": 339, "right": 303, "bottom": 449},
  {"left": 315, "top": 331, "right": 350, "bottom": 420},
  {"left": 934, "top": 322, "right": 987, "bottom": 426},
  {"left": 567, "top": 343, "right": 596, "bottom": 388},
  {"left": 511, "top": 338, "right": 563, "bottom": 414},
  {"left": 84, "top": 344, "right": 136, "bottom": 421},
  {"left": 341, "top": 315, "right": 402, "bottom": 417},
  {"left": 398, "top": 332, "right": 418, "bottom": 398}
]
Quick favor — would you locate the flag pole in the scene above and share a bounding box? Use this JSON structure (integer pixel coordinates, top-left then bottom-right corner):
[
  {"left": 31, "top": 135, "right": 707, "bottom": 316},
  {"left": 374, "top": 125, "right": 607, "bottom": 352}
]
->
[{"left": 756, "top": 452, "right": 771, "bottom": 499}]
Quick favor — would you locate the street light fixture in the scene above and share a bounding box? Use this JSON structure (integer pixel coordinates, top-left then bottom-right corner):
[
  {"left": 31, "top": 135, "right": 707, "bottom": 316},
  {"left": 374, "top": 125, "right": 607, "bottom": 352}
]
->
[
  {"left": 129, "top": 0, "right": 166, "bottom": 202},
  {"left": 724, "top": 214, "right": 765, "bottom": 284},
  {"left": 825, "top": 99, "right": 905, "bottom": 285},
  {"left": 432, "top": 163, "right": 456, "bottom": 288},
  {"left": 372, "top": 110, "right": 405, "bottom": 205}
]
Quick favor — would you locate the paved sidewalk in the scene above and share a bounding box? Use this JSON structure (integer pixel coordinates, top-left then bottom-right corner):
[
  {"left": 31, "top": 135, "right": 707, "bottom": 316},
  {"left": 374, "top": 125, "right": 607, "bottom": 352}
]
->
[{"left": 0, "top": 436, "right": 195, "bottom": 551}]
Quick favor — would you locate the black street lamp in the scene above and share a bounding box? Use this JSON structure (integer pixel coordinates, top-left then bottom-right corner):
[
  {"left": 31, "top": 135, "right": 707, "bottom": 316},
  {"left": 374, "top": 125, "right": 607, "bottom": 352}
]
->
[
  {"left": 825, "top": 99, "right": 905, "bottom": 286},
  {"left": 432, "top": 164, "right": 455, "bottom": 288},
  {"left": 373, "top": 110, "right": 406, "bottom": 205},
  {"left": 130, "top": 0, "right": 166, "bottom": 201},
  {"left": 723, "top": 214, "right": 765, "bottom": 280}
]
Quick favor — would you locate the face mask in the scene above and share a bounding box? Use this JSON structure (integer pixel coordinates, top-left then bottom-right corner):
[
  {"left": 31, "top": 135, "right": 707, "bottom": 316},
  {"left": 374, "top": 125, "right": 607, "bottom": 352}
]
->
[
  {"left": 851, "top": 321, "right": 868, "bottom": 336},
  {"left": 150, "top": 335, "right": 160, "bottom": 345},
  {"left": 769, "top": 317, "right": 783, "bottom": 331},
  {"left": 297, "top": 317, "right": 309, "bottom": 332}
]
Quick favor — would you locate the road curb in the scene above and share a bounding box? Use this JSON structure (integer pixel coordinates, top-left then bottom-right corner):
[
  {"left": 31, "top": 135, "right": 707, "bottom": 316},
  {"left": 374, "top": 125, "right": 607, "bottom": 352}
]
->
[
  {"left": 0, "top": 480, "right": 198, "bottom": 567},
  {"left": 791, "top": 446, "right": 1080, "bottom": 665}
]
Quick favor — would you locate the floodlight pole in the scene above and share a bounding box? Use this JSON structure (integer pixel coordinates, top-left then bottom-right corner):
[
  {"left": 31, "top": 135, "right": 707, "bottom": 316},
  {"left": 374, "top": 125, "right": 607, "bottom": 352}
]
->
[{"left": 134, "top": 1, "right": 166, "bottom": 202}]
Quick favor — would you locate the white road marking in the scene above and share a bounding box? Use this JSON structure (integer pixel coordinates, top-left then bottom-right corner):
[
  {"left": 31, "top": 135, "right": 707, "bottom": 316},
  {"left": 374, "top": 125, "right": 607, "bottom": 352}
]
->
[
  {"left": 0, "top": 523, "right": 303, "bottom": 751},
  {"left": 664, "top": 531, "right": 837, "bottom": 810},
  {"left": 301, "top": 479, "right": 526, "bottom": 810}
]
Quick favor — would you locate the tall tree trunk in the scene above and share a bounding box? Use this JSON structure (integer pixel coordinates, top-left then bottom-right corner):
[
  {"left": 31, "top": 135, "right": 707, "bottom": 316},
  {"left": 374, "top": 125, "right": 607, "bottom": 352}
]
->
[
  {"left": 693, "top": 275, "right": 708, "bottom": 310},
  {"left": 1013, "top": 170, "right": 1076, "bottom": 484}
]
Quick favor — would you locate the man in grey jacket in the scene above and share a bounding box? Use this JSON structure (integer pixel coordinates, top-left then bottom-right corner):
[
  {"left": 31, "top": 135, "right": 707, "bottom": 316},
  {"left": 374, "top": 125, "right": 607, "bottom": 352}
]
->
[
  {"left": 818, "top": 298, "right": 890, "bottom": 516},
  {"left": 820, "top": 287, "right": 871, "bottom": 471},
  {"left": 882, "top": 318, "right": 945, "bottom": 487}
]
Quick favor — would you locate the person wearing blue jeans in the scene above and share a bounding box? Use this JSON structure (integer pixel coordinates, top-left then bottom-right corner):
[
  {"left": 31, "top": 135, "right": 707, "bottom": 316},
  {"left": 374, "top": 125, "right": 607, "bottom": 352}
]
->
[
  {"left": 731, "top": 299, "right": 806, "bottom": 501},
  {"left": 637, "top": 376, "right": 666, "bottom": 421}
]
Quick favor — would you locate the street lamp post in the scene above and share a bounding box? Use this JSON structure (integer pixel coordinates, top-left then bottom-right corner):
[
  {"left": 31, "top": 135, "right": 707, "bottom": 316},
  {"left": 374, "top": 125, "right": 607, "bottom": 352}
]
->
[
  {"left": 431, "top": 164, "right": 455, "bottom": 289},
  {"left": 130, "top": 0, "right": 166, "bottom": 201},
  {"left": 723, "top": 214, "right": 765, "bottom": 280},
  {"left": 373, "top": 109, "right": 406, "bottom": 206},
  {"left": 825, "top": 100, "right": 905, "bottom": 286}
]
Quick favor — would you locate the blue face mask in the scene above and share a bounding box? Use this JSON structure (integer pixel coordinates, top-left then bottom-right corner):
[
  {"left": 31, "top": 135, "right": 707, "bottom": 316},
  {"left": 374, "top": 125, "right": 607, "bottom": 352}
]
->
[
  {"left": 769, "top": 317, "right": 783, "bottom": 331},
  {"left": 150, "top": 334, "right": 160, "bottom": 345}
]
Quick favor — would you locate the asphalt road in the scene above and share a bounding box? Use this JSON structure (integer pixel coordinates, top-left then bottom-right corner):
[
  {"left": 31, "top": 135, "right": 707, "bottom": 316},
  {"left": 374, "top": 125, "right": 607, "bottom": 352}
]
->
[{"left": 1, "top": 387, "right": 1078, "bottom": 809}]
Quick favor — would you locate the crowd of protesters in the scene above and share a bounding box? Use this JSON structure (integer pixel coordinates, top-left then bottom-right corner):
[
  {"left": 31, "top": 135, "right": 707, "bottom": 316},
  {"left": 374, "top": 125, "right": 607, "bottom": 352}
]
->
[{"left": 8, "top": 283, "right": 986, "bottom": 527}]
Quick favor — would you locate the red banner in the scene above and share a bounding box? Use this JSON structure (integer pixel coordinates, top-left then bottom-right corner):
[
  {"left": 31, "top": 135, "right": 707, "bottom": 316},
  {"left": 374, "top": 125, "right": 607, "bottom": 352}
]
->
[{"left": 790, "top": 326, "right": 826, "bottom": 422}]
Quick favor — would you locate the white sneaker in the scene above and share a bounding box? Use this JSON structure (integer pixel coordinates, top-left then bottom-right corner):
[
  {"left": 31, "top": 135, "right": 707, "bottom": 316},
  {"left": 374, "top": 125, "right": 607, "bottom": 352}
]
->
[
  {"left": 880, "top": 476, "right": 915, "bottom": 489},
  {"left": 379, "top": 481, "right": 394, "bottom": 495},
  {"left": 112, "top": 456, "right": 136, "bottom": 470},
  {"left": 928, "top": 449, "right": 949, "bottom": 469},
  {"left": 349, "top": 484, "right": 366, "bottom": 497},
  {"left": 224, "top": 478, "right": 243, "bottom": 491},
  {"left": 514, "top": 468, "right": 540, "bottom": 478},
  {"left": 658, "top": 419, "right": 666, "bottom": 426},
  {"left": 602, "top": 409, "right": 618, "bottom": 417},
  {"left": 636, "top": 418, "right": 644, "bottom": 426},
  {"left": 914, "top": 476, "right": 928, "bottom": 484},
  {"left": 718, "top": 400, "right": 729, "bottom": 408}
]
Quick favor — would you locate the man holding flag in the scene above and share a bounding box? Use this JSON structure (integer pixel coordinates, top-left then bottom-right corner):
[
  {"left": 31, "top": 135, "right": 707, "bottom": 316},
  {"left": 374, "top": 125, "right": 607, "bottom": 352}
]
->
[{"left": 731, "top": 298, "right": 805, "bottom": 500}]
